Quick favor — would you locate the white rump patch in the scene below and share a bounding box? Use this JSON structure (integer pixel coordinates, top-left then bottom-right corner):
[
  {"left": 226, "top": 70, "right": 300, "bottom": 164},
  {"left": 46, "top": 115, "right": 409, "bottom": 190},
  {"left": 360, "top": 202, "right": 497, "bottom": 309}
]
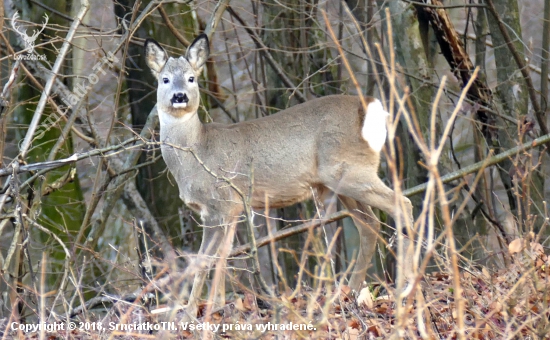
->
[{"left": 361, "top": 99, "right": 389, "bottom": 153}]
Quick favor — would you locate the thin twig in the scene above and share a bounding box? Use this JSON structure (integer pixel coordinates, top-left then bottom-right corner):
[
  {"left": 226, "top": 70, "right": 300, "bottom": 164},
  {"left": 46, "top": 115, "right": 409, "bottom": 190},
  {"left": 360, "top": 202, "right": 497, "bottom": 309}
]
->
[
  {"left": 230, "top": 210, "right": 351, "bottom": 257},
  {"left": 24, "top": 216, "right": 71, "bottom": 259},
  {"left": 403, "top": 132, "right": 550, "bottom": 197},
  {"left": 402, "top": 0, "right": 486, "bottom": 9},
  {"left": 0, "top": 31, "right": 95, "bottom": 143},
  {"left": 158, "top": 6, "right": 191, "bottom": 46},
  {"left": 227, "top": 6, "right": 306, "bottom": 103},
  {"left": 0, "top": 137, "right": 141, "bottom": 177},
  {"left": 204, "top": 0, "right": 230, "bottom": 39},
  {"left": 121, "top": 181, "right": 178, "bottom": 268},
  {"left": 18, "top": 0, "right": 89, "bottom": 159},
  {"left": 540, "top": 0, "right": 550, "bottom": 112},
  {"left": 485, "top": 0, "right": 548, "bottom": 136}
]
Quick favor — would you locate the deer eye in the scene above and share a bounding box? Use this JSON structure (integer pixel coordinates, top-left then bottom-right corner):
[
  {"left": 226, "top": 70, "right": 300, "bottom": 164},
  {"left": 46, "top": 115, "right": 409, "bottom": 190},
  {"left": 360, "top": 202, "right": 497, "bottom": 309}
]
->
[
  {"left": 188, "top": 77, "right": 195, "bottom": 83},
  {"left": 162, "top": 78, "right": 169, "bottom": 84}
]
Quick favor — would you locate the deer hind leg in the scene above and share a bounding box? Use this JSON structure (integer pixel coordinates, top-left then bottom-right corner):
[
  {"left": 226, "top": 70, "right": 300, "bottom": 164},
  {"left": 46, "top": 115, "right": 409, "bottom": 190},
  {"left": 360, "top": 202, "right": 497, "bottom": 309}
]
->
[
  {"left": 338, "top": 196, "right": 380, "bottom": 291},
  {"left": 327, "top": 170, "right": 413, "bottom": 231},
  {"left": 346, "top": 176, "right": 415, "bottom": 283},
  {"left": 324, "top": 169, "right": 415, "bottom": 284},
  {"left": 185, "top": 217, "right": 232, "bottom": 319}
]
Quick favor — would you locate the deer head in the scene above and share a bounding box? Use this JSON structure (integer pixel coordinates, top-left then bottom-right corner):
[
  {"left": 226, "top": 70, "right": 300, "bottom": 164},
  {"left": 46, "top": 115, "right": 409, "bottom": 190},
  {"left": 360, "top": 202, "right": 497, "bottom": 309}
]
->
[{"left": 145, "top": 34, "right": 209, "bottom": 119}]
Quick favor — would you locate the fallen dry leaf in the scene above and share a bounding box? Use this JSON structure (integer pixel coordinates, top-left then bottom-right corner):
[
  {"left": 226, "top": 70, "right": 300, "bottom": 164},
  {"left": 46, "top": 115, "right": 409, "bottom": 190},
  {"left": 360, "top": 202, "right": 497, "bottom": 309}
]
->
[
  {"left": 482, "top": 267, "right": 490, "bottom": 280},
  {"left": 345, "top": 327, "right": 359, "bottom": 340},
  {"left": 357, "top": 287, "right": 374, "bottom": 309},
  {"left": 243, "top": 291, "right": 257, "bottom": 311},
  {"left": 347, "top": 319, "right": 360, "bottom": 330},
  {"left": 509, "top": 238, "right": 524, "bottom": 254},
  {"left": 233, "top": 297, "right": 245, "bottom": 312},
  {"left": 340, "top": 285, "right": 351, "bottom": 295}
]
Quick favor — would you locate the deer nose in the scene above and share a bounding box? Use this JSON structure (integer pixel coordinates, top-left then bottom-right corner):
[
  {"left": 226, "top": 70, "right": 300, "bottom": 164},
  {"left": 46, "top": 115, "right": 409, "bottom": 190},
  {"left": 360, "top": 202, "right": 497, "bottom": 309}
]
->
[{"left": 172, "top": 92, "right": 188, "bottom": 104}]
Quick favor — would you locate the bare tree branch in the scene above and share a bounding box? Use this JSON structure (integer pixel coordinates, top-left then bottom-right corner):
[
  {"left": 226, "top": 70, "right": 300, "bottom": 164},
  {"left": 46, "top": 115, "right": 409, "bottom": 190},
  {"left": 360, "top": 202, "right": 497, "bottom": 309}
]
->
[
  {"left": 485, "top": 0, "right": 549, "bottom": 135},
  {"left": 18, "top": 0, "right": 89, "bottom": 159},
  {"left": 230, "top": 210, "right": 351, "bottom": 257},
  {"left": 539, "top": 0, "right": 550, "bottom": 112},
  {"left": 158, "top": 6, "right": 191, "bottom": 47},
  {"left": 404, "top": 132, "right": 550, "bottom": 197},
  {"left": 227, "top": 6, "right": 307, "bottom": 103}
]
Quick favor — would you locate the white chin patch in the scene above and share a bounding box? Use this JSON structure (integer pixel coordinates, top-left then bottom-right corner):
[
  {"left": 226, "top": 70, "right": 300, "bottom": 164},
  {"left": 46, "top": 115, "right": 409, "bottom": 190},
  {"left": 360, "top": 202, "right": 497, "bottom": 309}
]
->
[{"left": 172, "top": 103, "right": 188, "bottom": 109}]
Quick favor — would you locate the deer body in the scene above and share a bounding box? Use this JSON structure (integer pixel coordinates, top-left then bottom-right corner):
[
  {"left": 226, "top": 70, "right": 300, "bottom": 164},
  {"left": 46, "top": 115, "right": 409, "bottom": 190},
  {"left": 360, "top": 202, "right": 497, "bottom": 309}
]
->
[
  {"left": 145, "top": 35, "right": 413, "bottom": 320},
  {"left": 160, "top": 95, "right": 381, "bottom": 214}
]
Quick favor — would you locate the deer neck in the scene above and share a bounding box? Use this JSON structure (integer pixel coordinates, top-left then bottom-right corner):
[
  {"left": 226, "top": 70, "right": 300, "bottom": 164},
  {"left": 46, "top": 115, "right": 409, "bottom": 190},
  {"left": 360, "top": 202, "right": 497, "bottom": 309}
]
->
[{"left": 159, "top": 109, "right": 203, "bottom": 147}]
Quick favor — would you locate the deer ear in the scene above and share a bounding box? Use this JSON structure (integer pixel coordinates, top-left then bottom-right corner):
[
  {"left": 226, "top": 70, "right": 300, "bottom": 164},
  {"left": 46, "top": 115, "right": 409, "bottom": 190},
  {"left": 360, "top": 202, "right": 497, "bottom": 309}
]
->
[
  {"left": 186, "top": 34, "right": 209, "bottom": 73},
  {"left": 145, "top": 39, "right": 168, "bottom": 77}
]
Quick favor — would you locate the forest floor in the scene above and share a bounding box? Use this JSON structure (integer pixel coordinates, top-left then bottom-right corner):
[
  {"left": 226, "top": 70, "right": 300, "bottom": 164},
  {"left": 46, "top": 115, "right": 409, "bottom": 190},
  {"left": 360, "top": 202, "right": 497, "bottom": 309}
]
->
[{"left": 2, "top": 238, "right": 548, "bottom": 339}]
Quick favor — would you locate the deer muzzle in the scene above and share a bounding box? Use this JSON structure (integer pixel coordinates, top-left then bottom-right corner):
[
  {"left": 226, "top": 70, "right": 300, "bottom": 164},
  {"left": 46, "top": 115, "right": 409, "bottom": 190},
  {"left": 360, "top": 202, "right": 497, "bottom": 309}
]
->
[{"left": 171, "top": 92, "right": 189, "bottom": 108}]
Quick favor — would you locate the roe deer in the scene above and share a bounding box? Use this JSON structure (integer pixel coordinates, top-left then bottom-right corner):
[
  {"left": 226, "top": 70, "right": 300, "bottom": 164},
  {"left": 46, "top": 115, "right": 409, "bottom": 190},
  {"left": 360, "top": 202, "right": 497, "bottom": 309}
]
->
[{"left": 145, "top": 34, "right": 414, "bottom": 319}]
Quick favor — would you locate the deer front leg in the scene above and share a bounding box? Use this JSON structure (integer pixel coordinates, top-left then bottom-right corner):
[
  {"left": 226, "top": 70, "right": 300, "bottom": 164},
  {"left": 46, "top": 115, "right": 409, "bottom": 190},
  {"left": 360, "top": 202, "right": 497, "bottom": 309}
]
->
[{"left": 184, "top": 221, "right": 228, "bottom": 320}]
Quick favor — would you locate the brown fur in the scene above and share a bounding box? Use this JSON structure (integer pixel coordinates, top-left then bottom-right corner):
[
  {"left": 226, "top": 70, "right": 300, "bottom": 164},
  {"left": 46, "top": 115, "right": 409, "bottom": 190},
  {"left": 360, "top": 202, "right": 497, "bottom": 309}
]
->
[{"left": 145, "top": 35, "right": 413, "bottom": 320}]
